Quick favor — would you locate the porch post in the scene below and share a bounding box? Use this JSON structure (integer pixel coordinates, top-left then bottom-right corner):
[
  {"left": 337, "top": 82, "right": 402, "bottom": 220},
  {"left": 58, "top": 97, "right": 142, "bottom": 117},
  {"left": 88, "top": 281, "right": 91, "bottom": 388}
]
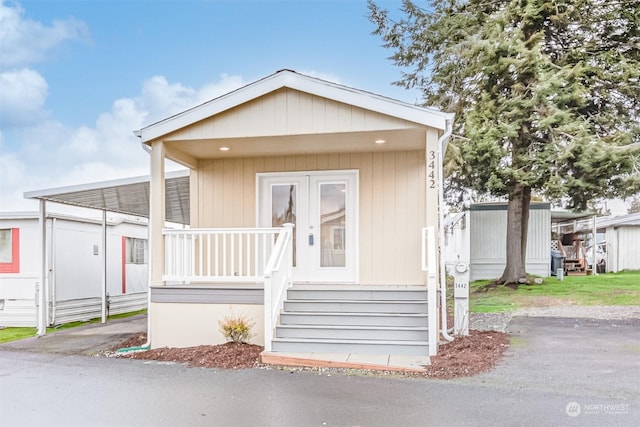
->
[
  {"left": 425, "top": 130, "right": 441, "bottom": 355},
  {"left": 150, "top": 141, "right": 166, "bottom": 287}
]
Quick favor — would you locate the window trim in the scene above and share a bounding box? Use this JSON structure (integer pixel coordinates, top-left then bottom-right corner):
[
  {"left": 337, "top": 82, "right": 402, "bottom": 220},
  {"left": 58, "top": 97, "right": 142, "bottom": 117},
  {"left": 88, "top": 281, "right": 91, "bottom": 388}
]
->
[{"left": 0, "top": 228, "right": 20, "bottom": 273}]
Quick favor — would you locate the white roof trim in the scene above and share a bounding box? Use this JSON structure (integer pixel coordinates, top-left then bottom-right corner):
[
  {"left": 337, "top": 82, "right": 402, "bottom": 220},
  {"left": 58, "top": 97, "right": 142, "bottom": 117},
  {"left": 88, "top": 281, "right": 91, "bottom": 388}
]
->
[{"left": 135, "top": 70, "right": 454, "bottom": 143}]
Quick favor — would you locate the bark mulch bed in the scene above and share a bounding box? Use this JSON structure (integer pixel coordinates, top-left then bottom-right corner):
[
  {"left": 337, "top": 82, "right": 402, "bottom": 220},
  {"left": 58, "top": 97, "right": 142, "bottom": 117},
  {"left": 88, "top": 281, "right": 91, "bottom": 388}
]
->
[{"left": 111, "top": 329, "right": 509, "bottom": 378}]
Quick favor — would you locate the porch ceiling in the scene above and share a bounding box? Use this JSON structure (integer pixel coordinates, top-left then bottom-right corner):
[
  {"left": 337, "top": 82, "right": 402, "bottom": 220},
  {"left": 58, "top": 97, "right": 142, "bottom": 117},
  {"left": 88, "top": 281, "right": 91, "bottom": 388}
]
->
[{"left": 164, "top": 128, "right": 427, "bottom": 160}]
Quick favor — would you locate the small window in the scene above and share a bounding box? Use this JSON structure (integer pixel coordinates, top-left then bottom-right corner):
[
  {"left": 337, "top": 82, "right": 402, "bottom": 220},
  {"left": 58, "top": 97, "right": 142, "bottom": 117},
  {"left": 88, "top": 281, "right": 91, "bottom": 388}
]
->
[
  {"left": 125, "top": 237, "right": 148, "bottom": 264},
  {"left": 0, "top": 228, "right": 20, "bottom": 273}
]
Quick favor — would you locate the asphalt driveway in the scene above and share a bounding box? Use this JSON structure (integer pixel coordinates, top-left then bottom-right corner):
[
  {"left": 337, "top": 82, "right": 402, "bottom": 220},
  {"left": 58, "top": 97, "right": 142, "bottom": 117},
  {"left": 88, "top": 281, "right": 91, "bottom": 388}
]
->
[
  {"left": 1, "top": 314, "right": 638, "bottom": 426},
  {"left": 0, "top": 314, "right": 146, "bottom": 355}
]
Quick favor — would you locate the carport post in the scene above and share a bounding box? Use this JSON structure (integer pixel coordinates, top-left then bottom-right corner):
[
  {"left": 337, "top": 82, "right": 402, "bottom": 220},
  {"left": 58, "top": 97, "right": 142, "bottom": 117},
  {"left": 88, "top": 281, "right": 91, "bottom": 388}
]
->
[
  {"left": 36, "top": 199, "right": 47, "bottom": 336},
  {"left": 101, "top": 210, "right": 107, "bottom": 323}
]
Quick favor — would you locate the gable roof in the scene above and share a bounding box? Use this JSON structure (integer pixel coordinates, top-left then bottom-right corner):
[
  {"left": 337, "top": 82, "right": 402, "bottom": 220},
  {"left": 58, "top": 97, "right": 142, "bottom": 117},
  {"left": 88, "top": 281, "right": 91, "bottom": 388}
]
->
[{"left": 134, "top": 69, "right": 454, "bottom": 143}]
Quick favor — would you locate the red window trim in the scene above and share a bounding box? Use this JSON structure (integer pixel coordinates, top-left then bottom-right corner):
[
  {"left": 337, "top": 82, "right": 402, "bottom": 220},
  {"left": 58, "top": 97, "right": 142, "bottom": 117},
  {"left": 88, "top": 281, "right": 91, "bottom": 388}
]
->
[{"left": 0, "top": 228, "right": 20, "bottom": 273}]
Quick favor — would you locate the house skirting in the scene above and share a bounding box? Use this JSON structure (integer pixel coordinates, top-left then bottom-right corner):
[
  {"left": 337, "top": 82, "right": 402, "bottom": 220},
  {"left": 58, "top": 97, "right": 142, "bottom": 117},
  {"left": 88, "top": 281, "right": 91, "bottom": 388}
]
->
[{"left": 149, "top": 285, "right": 265, "bottom": 349}]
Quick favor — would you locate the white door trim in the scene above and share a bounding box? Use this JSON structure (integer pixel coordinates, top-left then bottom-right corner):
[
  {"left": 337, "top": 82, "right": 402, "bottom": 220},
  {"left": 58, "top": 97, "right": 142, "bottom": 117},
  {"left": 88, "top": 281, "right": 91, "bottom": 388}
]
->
[{"left": 256, "top": 170, "right": 359, "bottom": 284}]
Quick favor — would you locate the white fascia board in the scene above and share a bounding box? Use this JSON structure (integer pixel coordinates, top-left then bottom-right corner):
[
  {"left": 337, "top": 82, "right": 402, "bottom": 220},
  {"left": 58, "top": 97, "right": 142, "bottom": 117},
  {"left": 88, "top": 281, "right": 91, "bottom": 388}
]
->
[{"left": 135, "top": 70, "right": 454, "bottom": 143}]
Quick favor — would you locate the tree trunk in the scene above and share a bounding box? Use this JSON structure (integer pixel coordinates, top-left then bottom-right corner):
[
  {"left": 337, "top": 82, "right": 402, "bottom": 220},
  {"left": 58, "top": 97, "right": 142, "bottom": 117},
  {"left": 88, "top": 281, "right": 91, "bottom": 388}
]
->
[{"left": 497, "top": 184, "right": 531, "bottom": 287}]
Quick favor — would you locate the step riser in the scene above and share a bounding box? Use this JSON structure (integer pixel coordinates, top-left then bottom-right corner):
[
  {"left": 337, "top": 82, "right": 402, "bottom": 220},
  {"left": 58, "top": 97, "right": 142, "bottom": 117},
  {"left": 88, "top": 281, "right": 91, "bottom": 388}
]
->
[
  {"left": 279, "top": 313, "right": 428, "bottom": 327},
  {"left": 283, "top": 301, "right": 428, "bottom": 313},
  {"left": 287, "top": 289, "right": 427, "bottom": 301},
  {"left": 276, "top": 327, "right": 428, "bottom": 341},
  {"left": 271, "top": 340, "right": 428, "bottom": 356}
]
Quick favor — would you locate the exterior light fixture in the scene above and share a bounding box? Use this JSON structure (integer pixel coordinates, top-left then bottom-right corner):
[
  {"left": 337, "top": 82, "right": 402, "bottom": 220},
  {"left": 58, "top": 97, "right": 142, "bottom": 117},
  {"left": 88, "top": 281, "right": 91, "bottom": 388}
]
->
[
  {"left": 374, "top": 139, "right": 386, "bottom": 144},
  {"left": 219, "top": 146, "right": 230, "bottom": 151}
]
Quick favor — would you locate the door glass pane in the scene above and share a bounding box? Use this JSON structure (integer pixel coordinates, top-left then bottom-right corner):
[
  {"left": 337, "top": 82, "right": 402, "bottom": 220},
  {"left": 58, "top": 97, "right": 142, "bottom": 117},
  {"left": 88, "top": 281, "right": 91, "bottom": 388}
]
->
[
  {"left": 320, "top": 183, "right": 346, "bottom": 267},
  {"left": 271, "top": 184, "right": 296, "bottom": 266}
]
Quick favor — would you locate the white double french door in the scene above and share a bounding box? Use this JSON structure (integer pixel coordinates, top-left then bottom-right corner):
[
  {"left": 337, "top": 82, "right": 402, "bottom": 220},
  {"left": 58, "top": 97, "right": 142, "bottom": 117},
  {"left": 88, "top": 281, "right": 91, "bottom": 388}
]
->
[{"left": 257, "top": 170, "right": 358, "bottom": 283}]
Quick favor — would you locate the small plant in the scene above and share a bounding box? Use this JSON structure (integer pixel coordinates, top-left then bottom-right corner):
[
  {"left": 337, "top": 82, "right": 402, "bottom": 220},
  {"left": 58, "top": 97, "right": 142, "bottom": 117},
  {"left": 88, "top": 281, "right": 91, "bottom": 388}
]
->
[{"left": 218, "top": 314, "right": 255, "bottom": 343}]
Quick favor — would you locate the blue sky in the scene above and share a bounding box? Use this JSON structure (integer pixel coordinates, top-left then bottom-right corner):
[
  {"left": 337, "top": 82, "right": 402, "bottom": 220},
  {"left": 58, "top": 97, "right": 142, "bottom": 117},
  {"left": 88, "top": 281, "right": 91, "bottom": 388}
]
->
[
  {"left": 1, "top": 0, "right": 422, "bottom": 211},
  {"left": 0, "top": 0, "right": 630, "bottom": 215}
]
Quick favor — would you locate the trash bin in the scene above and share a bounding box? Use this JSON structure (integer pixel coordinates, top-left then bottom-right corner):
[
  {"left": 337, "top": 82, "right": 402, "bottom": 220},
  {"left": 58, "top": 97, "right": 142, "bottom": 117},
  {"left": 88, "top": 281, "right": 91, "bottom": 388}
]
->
[{"left": 551, "top": 250, "right": 564, "bottom": 276}]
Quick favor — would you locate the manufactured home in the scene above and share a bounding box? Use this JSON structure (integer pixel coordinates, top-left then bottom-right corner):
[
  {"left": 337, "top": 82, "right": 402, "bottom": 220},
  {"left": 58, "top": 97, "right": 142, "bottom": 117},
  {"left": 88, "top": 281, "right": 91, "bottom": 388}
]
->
[
  {"left": 0, "top": 212, "right": 148, "bottom": 327},
  {"left": 135, "top": 70, "right": 454, "bottom": 358}
]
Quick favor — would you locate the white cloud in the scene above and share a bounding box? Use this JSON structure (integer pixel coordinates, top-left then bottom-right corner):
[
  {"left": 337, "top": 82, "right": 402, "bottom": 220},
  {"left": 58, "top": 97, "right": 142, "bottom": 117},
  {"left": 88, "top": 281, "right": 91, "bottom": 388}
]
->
[
  {"left": 0, "top": 73, "right": 246, "bottom": 212},
  {"left": 0, "top": 68, "right": 49, "bottom": 127},
  {"left": 0, "top": 0, "right": 89, "bottom": 68},
  {"left": 138, "top": 73, "right": 245, "bottom": 125},
  {"left": 197, "top": 73, "right": 246, "bottom": 104}
]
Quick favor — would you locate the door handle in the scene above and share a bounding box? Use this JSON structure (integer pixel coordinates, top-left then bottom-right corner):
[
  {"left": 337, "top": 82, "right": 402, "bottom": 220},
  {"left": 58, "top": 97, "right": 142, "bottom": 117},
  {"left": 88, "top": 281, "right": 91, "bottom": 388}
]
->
[{"left": 308, "top": 233, "right": 314, "bottom": 246}]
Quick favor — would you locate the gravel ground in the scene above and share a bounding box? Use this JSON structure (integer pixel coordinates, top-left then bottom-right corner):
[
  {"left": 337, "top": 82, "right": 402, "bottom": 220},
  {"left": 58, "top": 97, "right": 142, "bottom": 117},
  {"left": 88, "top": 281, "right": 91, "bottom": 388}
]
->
[{"left": 470, "top": 305, "right": 640, "bottom": 332}]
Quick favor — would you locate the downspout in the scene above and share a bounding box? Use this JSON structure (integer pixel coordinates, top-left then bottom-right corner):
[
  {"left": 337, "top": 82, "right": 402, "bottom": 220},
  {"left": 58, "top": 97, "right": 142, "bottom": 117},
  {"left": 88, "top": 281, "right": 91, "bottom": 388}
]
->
[
  {"left": 118, "top": 132, "right": 152, "bottom": 352},
  {"left": 438, "top": 117, "right": 455, "bottom": 342}
]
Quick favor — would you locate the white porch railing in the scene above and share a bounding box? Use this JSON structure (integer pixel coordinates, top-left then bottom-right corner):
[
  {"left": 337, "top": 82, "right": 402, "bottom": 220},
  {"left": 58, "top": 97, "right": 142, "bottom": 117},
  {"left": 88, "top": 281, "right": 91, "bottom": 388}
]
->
[
  {"left": 263, "top": 224, "right": 294, "bottom": 352},
  {"left": 164, "top": 227, "right": 285, "bottom": 283},
  {"left": 163, "top": 225, "right": 294, "bottom": 352},
  {"left": 422, "top": 226, "right": 438, "bottom": 356}
]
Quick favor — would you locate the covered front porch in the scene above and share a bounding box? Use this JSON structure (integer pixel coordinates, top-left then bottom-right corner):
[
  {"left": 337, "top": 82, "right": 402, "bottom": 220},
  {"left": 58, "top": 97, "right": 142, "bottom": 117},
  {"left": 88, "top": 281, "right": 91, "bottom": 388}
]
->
[{"left": 136, "top": 70, "right": 454, "bottom": 358}]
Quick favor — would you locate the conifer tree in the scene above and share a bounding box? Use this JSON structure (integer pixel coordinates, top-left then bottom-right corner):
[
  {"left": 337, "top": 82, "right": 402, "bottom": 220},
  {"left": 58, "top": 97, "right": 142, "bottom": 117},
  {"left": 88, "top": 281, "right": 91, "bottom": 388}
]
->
[{"left": 369, "top": 0, "right": 639, "bottom": 285}]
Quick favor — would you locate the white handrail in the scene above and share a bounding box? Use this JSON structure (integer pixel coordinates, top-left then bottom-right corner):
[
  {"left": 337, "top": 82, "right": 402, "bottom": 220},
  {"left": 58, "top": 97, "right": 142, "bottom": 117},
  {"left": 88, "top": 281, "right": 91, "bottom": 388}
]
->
[{"left": 263, "top": 224, "right": 294, "bottom": 352}]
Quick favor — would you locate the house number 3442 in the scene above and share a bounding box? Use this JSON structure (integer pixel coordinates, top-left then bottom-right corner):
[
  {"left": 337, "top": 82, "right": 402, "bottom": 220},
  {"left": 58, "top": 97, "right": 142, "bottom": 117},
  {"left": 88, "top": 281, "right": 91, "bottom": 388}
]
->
[{"left": 428, "top": 150, "right": 436, "bottom": 189}]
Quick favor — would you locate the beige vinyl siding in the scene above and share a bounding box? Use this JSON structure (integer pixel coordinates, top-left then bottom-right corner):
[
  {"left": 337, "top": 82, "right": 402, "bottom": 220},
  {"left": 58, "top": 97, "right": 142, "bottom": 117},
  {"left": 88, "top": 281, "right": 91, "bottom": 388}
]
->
[
  {"left": 193, "top": 151, "right": 427, "bottom": 285},
  {"left": 166, "top": 88, "right": 418, "bottom": 141}
]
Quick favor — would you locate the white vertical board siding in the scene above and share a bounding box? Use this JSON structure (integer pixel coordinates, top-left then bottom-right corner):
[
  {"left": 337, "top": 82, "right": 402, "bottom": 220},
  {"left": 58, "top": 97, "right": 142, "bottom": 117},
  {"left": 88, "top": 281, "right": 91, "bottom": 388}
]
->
[
  {"left": 53, "top": 219, "right": 104, "bottom": 300},
  {"left": 469, "top": 203, "right": 551, "bottom": 281},
  {"left": 605, "top": 226, "right": 640, "bottom": 272},
  {"left": 196, "top": 151, "right": 427, "bottom": 285},
  {"left": 0, "top": 215, "right": 149, "bottom": 327}
]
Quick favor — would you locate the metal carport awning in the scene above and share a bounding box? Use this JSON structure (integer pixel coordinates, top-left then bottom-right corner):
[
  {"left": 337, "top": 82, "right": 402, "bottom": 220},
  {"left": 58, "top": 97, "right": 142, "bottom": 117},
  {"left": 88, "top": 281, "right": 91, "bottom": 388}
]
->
[
  {"left": 23, "top": 169, "right": 190, "bottom": 336},
  {"left": 24, "top": 170, "right": 190, "bottom": 225}
]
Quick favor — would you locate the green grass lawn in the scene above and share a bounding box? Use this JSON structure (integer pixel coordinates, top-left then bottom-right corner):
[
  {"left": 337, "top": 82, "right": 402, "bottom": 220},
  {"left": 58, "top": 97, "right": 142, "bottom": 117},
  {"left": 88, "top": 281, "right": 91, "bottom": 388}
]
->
[
  {"left": 0, "top": 309, "right": 146, "bottom": 344},
  {"left": 470, "top": 270, "right": 640, "bottom": 313}
]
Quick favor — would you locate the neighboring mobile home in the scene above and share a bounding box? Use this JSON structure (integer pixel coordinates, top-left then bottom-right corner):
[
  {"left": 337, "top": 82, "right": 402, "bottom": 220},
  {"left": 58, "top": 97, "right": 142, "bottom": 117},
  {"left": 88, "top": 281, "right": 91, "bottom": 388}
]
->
[
  {"left": 135, "top": 70, "right": 454, "bottom": 357},
  {"left": 600, "top": 213, "right": 640, "bottom": 272},
  {"left": 444, "top": 203, "right": 551, "bottom": 281},
  {"left": 0, "top": 212, "right": 148, "bottom": 327}
]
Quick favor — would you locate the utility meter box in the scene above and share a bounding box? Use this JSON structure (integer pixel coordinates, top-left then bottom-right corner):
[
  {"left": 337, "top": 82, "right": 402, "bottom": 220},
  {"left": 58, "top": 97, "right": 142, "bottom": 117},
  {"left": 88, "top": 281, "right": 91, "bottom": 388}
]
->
[{"left": 453, "top": 262, "right": 470, "bottom": 336}]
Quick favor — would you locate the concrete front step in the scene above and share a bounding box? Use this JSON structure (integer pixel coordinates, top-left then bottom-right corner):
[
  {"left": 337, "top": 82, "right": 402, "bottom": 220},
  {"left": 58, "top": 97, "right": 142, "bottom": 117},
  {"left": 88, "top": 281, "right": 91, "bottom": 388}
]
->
[
  {"left": 287, "top": 287, "right": 427, "bottom": 301},
  {"left": 283, "top": 299, "right": 428, "bottom": 314},
  {"left": 279, "top": 311, "right": 429, "bottom": 327},
  {"left": 275, "top": 324, "right": 428, "bottom": 341},
  {"left": 271, "top": 337, "right": 429, "bottom": 356}
]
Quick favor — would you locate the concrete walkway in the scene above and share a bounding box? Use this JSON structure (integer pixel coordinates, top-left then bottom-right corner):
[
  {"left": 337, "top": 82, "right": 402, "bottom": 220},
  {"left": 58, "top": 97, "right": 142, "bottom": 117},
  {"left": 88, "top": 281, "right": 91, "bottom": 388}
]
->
[
  {"left": 0, "top": 314, "right": 147, "bottom": 356},
  {"left": 260, "top": 351, "right": 430, "bottom": 372}
]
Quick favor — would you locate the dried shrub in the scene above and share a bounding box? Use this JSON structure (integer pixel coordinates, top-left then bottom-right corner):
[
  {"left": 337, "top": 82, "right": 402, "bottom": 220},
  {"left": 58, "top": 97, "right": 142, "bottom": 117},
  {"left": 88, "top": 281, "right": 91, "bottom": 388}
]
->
[{"left": 218, "top": 314, "right": 255, "bottom": 343}]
